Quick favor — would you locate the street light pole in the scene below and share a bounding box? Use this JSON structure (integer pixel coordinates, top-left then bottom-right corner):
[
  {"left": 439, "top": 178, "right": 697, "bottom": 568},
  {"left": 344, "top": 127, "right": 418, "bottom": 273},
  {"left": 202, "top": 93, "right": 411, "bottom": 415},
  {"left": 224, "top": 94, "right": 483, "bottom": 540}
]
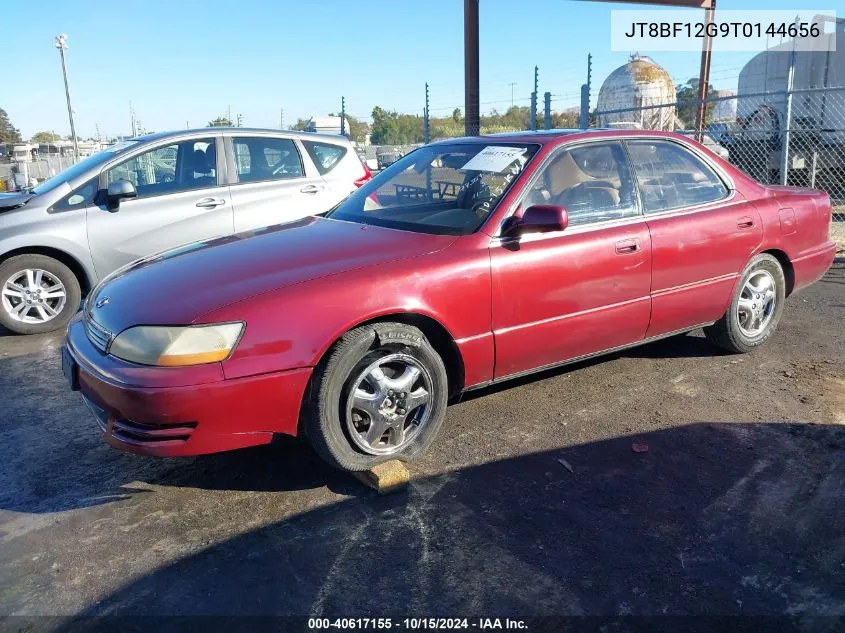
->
[{"left": 54, "top": 34, "right": 79, "bottom": 161}]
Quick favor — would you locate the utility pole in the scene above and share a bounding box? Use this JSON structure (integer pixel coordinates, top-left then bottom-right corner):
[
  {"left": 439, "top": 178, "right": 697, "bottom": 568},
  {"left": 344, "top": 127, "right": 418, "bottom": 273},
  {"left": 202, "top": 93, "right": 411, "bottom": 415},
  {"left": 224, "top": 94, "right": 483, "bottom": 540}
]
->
[
  {"left": 544, "top": 92, "right": 551, "bottom": 130},
  {"left": 129, "top": 102, "right": 137, "bottom": 137},
  {"left": 95, "top": 122, "right": 101, "bottom": 143},
  {"left": 780, "top": 16, "right": 799, "bottom": 185},
  {"left": 340, "top": 96, "right": 346, "bottom": 136},
  {"left": 236, "top": 113, "right": 243, "bottom": 127},
  {"left": 508, "top": 82, "right": 517, "bottom": 108},
  {"left": 280, "top": 108, "right": 284, "bottom": 130},
  {"left": 694, "top": 0, "right": 716, "bottom": 141},
  {"left": 464, "top": 0, "right": 480, "bottom": 135},
  {"left": 423, "top": 82, "right": 430, "bottom": 144},
  {"left": 580, "top": 53, "right": 592, "bottom": 129},
  {"left": 530, "top": 65, "right": 539, "bottom": 131},
  {"left": 54, "top": 34, "right": 79, "bottom": 161}
]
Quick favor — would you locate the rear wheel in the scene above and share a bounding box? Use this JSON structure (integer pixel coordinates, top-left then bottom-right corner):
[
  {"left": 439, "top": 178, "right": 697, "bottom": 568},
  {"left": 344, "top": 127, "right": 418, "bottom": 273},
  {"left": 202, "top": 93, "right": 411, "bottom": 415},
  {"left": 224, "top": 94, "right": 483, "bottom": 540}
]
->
[
  {"left": 0, "top": 254, "right": 81, "bottom": 335},
  {"left": 304, "top": 322, "right": 448, "bottom": 472},
  {"left": 704, "top": 253, "right": 785, "bottom": 353}
]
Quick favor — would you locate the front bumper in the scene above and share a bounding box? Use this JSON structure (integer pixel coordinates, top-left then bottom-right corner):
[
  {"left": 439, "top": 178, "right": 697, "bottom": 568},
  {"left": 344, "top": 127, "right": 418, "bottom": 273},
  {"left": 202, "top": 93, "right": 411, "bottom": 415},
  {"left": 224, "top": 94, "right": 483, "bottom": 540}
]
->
[{"left": 64, "top": 317, "right": 313, "bottom": 457}]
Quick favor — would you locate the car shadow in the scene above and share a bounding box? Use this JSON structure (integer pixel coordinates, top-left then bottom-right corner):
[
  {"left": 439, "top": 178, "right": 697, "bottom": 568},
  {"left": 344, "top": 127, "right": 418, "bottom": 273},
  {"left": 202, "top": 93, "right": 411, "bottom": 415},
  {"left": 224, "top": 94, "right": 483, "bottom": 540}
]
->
[
  {"left": 0, "top": 347, "right": 363, "bottom": 514},
  {"left": 820, "top": 260, "right": 845, "bottom": 286},
  {"left": 460, "top": 331, "right": 726, "bottom": 404},
  {"left": 622, "top": 331, "right": 731, "bottom": 360},
  {"left": 0, "top": 328, "right": 732, "bottom": 514},
  {"left": 46, "top": 421, "right": 845, "bottom": 621}
]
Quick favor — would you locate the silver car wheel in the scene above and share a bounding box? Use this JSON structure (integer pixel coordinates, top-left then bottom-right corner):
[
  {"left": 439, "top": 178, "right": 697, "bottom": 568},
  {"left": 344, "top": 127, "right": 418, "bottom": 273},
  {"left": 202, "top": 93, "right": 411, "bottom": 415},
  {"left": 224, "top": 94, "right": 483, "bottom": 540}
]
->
[
  {"left": 345, "top": 353, "right": 434, "bottom": 456},
  {"left": 737, "top": 270, "right": 776, "bottom": 337},
  {"left": 1, "top": 269, "right": 67, "bottom": 324}
]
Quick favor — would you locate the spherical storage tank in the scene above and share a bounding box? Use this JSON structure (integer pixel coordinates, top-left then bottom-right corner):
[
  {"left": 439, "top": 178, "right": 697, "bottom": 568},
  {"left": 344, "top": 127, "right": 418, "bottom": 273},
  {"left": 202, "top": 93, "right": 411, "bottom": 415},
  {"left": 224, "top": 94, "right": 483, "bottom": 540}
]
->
[{"left": 597, "top": 55, "right": 676, "bottom": 131}]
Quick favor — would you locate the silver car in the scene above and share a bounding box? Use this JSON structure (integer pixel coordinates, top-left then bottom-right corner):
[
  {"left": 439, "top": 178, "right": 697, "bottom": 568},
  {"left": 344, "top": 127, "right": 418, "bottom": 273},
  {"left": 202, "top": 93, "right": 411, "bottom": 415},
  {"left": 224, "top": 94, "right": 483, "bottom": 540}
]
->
[{"left": 0, "top": 128, "right": 370, "bottom": 334}]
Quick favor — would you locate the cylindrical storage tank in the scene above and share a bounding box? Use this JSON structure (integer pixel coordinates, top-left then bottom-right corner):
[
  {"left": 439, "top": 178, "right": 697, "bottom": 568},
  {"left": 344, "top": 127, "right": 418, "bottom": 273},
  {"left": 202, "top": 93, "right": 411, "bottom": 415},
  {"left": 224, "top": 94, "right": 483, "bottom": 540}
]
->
[{"left": 597, "top": 55, "right": 677, "bottom": 131}]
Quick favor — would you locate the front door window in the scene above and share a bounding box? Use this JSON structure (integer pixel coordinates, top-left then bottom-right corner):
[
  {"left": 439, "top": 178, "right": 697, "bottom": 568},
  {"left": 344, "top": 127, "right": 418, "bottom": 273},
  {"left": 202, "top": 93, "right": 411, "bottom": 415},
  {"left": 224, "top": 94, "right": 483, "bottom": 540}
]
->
[{"left": 106, "top": 138, "right": 217, "bottom": 198}]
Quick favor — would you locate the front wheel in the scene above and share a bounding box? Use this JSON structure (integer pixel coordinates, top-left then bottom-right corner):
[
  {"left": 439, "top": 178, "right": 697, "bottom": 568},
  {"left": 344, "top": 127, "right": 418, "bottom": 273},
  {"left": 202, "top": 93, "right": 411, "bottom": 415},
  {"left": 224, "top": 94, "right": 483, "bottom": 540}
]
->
[
  {"left": 704, "top": 253, "right": 786, "bottom": 353},
  {"left": 0, "top": 254, "right": 82, "bottom": 335},
  {"left": 304, "top": 322, "right": 449, "bottom": 472}
]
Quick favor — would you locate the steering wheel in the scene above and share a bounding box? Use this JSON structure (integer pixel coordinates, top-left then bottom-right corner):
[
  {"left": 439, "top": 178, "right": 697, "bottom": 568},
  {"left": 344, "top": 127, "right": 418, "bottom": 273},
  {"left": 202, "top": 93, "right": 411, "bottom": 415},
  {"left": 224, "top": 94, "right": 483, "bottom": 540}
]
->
[{"left": 470, "top": 201, "right": 492, "bottom": 217}]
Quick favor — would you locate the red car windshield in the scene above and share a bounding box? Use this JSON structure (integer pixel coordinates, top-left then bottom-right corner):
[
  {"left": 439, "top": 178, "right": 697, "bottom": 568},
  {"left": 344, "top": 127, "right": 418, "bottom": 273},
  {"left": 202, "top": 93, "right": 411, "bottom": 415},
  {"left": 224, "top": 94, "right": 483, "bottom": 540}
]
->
[{"left": 328, "top": 142, "right": 540, "bottom": 235}]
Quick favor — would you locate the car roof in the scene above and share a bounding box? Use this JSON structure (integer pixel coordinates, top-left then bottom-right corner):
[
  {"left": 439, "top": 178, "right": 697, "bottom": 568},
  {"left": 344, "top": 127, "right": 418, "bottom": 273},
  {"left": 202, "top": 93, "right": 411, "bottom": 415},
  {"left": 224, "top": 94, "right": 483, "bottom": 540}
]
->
[
  {"left": 129, "top": 128, "right": 350, "bottom": 144},
  {"left": 429, "top": 128, "right": 697, "bottom": 147}
]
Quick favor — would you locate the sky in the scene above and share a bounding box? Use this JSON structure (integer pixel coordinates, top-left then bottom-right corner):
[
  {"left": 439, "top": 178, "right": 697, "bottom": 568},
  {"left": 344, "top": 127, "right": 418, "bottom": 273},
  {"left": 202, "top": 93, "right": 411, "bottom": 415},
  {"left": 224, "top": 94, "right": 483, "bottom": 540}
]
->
[{"left": 1, "top": 0, "right": 815, "bottom": 140}]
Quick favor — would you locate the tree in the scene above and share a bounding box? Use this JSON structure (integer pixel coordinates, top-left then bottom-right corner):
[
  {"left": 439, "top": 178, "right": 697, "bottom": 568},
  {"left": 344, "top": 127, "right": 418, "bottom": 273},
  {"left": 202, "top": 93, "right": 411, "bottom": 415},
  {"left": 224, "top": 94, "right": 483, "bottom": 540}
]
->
[
  {"left": 550, "top": 107, "right": 580, "bottom": 129},
  {"left": 342, "top": 114, "right": 369, "bottom": 145},
  {"left": 676, "top": 78, "right": 717, "bottom": 129},
  {"left": 0, "top": 108, "right": 22, "bottom": 145},
  {"left": 207, "top": 116, "right": 233, "bottom": 127},
  {"left": 289, "top": 118, "right": 310, "bottom": 131},
  {"left": 370, "top": 106, "right": 424, "bottom": 145},
  {"left": 327, "top": 113, "right": 367, "bottom": 144},
  {"left": 31, "top": 131, "right": 61, "bottom": 144},
  {"left": 452, "top": 108, "right": 462, "bottom": 124}
]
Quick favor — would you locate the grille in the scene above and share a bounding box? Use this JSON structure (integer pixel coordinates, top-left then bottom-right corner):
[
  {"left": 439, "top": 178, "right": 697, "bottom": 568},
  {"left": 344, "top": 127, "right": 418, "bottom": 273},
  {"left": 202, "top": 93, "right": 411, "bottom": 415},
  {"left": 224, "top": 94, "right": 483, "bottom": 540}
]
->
[
  {"left": 111, "top": 419, "right": 197, "bottom": 445},
  {"left": 84, "top": 314, "right": 112, "bottom": 353}
]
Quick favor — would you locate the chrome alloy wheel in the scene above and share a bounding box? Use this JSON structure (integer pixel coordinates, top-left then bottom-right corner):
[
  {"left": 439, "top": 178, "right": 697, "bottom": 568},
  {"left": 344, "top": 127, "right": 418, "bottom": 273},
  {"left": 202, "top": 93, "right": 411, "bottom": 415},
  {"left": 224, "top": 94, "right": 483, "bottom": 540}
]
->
[
  {"left": 345, "top": 353, "right": 434, "bottom": 455},
  {"left": 737, "top": 270, "right": 776, "bottom": 337},
  {"left": 1, "top": 269, "right": 67, "bottom": 324}
]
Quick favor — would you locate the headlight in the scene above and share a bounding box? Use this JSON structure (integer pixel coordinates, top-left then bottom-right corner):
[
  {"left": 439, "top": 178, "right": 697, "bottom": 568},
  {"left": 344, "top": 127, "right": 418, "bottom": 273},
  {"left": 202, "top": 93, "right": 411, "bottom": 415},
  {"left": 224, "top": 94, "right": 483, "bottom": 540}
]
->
[{"left": 109, "top": 323, "right": 244, "bottom": 367}]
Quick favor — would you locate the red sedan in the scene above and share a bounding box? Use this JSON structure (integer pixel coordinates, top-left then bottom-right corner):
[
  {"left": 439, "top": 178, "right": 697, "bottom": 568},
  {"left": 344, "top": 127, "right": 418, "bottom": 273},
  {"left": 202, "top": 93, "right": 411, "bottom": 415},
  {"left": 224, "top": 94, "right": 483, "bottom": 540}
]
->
[{"left": 62, "top": 130, "right": 836, "bottom": 472}]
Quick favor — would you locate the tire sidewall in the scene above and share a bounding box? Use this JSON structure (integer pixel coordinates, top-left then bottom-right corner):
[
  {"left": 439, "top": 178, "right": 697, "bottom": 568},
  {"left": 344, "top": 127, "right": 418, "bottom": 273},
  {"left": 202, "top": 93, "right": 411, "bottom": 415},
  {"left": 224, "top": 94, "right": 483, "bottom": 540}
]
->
[
  {"left": 726, "top": 254, "right": 786, "bottom": 352},
  {"left": 0, "top": 255, "right": 82, "bottom": 335},
  {"left": 312, "top": 324, "right": 449, "bottom": 472}
]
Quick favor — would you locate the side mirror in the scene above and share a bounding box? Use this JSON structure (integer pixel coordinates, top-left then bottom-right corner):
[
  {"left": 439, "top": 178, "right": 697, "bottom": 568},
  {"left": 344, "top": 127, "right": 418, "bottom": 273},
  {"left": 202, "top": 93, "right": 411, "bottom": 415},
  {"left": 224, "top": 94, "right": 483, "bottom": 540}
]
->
[
  {"left": 504, "top": 204, "right": 568, "bottom": 236},
  {"left": 106, "top": 180, "right": 137, "bottom": 211}
]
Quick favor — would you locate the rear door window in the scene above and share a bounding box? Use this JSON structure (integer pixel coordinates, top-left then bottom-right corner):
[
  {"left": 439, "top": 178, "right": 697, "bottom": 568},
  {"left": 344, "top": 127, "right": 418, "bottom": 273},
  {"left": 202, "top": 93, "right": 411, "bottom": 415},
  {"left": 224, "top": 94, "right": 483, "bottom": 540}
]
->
[
  {"left": 302, "top": 141, "right": 347, "bottom": 175},
  {"left": 626, "top": 140, "right": 728, "bottom": 213},
  {"left": 233, "top": 137, "right": 304, "bottom": 183}
]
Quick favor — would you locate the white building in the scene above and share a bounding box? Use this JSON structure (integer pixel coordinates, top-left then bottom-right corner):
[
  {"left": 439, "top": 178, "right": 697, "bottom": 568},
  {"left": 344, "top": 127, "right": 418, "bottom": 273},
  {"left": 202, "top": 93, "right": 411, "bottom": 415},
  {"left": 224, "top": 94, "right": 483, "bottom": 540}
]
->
[{"left": 306, "top": 116, "right": 350, "bottom": 137}]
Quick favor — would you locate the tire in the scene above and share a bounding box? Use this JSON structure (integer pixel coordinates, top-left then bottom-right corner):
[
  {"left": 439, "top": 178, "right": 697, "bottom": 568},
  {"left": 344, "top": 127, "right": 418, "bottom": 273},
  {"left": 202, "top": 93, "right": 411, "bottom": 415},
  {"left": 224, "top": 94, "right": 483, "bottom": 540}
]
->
[
  {"left": 304, "top": 322, "right": 449, "bottom": 472},
  {"left": 704, "top": 253, "right": 786, "bottom": 353},
  {"left": 0, "top": 254, "right": 82, "bottom": 335}
]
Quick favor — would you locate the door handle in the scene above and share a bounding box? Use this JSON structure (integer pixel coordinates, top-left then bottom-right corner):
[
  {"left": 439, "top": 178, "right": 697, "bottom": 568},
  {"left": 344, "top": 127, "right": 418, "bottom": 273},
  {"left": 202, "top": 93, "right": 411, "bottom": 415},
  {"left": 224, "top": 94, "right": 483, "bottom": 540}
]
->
[
  {"left": 736, "top": 216, "right": 755, "bottom": 229},
  {"left": 615, "top": 238, "right": 640, "bottom": 254},
  {"left": 300, "top": 184, "right": 324, "bottom": 194},
  {"left": 195, "top": 197, "right": 226, "bottom": 208}
]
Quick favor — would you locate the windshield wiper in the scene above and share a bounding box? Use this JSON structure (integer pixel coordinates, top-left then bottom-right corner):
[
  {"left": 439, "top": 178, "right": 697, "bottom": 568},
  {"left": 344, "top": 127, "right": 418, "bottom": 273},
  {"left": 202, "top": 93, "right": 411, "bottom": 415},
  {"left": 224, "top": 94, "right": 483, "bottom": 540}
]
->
[{"left": 320, "top": 200, "right": 345, "bottom": 218}]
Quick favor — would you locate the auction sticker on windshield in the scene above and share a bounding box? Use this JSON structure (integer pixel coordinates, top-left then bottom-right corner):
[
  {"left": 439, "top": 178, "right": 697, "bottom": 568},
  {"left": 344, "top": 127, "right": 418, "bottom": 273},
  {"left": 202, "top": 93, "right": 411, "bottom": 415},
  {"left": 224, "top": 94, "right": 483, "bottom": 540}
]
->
[{"left": 461, "top": 146, "right": 527, "bottom": 173}]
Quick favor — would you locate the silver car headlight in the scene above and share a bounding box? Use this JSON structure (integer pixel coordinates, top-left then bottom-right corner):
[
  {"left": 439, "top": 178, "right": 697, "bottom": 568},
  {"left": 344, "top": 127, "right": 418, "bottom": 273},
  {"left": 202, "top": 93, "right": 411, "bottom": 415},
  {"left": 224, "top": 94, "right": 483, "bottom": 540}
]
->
[{"left": 109, "top": 323, "right": 244, "bottom": 367}]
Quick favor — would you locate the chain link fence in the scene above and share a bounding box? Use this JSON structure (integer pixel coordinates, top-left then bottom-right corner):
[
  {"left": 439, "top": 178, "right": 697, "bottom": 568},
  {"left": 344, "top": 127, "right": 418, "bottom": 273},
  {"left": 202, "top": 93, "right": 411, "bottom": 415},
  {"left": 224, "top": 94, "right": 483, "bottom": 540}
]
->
[
  {"left": 0, "top": 155, "right": 78, "bottom": 190},
  {"left": 593, "top": 85, "right": 845, "bottom": 249},
  {"left": 356, "top": 144, "right": 422, "bottom": 171}
]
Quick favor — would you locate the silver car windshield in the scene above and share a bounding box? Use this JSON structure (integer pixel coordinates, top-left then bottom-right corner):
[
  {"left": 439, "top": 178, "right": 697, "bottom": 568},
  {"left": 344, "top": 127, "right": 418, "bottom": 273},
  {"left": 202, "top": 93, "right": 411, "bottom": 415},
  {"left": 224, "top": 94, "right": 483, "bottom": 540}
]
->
[
  {"left": 32, "top": 141, "right": 139, "bottom": 196},
  {"left": 328, "top": 142, "right": 540, "bottom": 235}
]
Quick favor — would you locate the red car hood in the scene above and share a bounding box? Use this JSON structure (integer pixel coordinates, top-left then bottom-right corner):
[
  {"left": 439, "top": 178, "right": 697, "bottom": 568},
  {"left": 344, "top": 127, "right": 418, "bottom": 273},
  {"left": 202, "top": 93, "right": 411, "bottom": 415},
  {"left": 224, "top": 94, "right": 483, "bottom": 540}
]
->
[{"left": 87, "top": 217, "right": 456, "bottom": 334}]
